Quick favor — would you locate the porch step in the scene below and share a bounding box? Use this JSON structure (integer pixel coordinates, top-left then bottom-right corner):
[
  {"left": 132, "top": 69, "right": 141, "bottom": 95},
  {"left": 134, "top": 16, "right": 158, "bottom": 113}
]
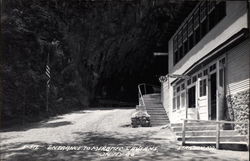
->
[
  {"left": 175, "top": 130, "right": 240, "bottom": 136},
  {"left": 171, "top": 121, "right": 249, "bottom": 149},
  {"left": 177, "top": 136, "right": 247, "bottom": 142},
  {"left": 172, "top": 125, "right": 217, "bottom": 132},
  {"left": 171, "top": 121, "right": 220, "bottom": 127}
]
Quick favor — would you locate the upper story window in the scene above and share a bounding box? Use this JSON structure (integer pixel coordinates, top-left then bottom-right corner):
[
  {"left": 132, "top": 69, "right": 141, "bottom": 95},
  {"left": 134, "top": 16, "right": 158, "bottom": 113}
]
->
[{"left": 173, "top": 0, "right": 226, "bottom": 65}]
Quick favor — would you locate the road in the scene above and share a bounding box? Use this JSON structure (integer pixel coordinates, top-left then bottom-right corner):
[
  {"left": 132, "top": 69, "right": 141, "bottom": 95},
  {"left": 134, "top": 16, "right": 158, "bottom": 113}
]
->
[{"left": 0, "top": 108, "right": 248, "bottom": 161}]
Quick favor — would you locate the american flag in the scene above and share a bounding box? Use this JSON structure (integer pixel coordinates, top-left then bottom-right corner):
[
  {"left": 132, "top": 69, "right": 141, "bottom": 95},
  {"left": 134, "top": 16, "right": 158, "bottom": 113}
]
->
[{"left": 45, "top": 64, "right": 50, "bottom": 88}]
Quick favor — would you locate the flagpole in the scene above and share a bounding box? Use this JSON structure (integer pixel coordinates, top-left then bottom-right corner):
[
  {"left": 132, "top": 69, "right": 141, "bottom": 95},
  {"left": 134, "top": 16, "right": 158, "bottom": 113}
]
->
[{"left": 46, "top": 50, "right": 50, "bottom": 112}]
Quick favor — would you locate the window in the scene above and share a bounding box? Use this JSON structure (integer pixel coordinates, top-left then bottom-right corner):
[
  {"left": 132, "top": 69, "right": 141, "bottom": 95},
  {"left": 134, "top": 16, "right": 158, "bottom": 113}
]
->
[
  {"left": 188, "top": 18, "right": 194, "bottom": 51},
  {"left": 187, "top": 79, "right": 192, "bottom": 85},
  {"left": 199, "top": 79, "right": 207, "bottom": 97},
  {"left": 183, "top": 25, "right": 188, "bottom": 55},
  {"left": 188, "top": 86, "right": 196, "bottom": 108},
  {"left": 219, "top": 58, "right": 225, "bottom": 87},
  {"left": 181, "top": 92, "right": 186, "bottom": 108},
  {"left": 194, "top": 9, "right": 200, "bottom": 43},
  {"left": 173, "top": 88, "right": 176, "bottom": 111},
  {"left": 173, "top": 0, "right": 226, "bottom": 65},
  {"left": 173, "top": 97, "right": 176, "bottom": 111},
  {"left": 192, "top": 75, "right": 197, "bottom": 83},
  {"left": 209, "top": 64, "right": 216, "bottom": 72},
  {"left": 181, "top": 83, "right": 185, "bottom": 90},
  {"left": 198, "top": 72, "right": 203, "bottom": 78},
  {"left": 203, "top": 69, "right": 208, "bottom": 75},
  {"left": 216, "top": 1, "right": 226, "bottom": 23},
  {"left": 177, "top": 95, "right": 180, "bottom": 110},
  {"left": 173, "top": 83, "right": 186, "bottom": 111},
  {"left": 219, "top": 68, "right": 224, "bottom": 87},
  {"left": 177, "top": 86, "right": 180, "bottom": 92}
]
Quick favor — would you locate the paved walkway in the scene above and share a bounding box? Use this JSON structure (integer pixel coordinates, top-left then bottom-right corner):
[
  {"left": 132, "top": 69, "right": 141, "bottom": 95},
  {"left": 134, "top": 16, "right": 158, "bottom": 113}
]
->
[{"left": 0, "top": 108, "right": 248, "bottom": 161}]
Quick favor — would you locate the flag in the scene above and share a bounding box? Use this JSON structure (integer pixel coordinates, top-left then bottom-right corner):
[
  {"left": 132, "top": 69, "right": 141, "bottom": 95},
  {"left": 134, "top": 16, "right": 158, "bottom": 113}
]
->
[
  {"left": 45, "top": 64, "right": 50, "bottom": 88},
  {"left": 45, "top": 52, "right": 50, "bottom": 112}
]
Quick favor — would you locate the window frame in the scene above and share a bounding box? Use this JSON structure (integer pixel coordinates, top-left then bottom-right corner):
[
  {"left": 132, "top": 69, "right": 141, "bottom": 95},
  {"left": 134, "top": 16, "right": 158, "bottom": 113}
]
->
[{"left": 172, "top": 0, "right": 226, "bottom": 65}]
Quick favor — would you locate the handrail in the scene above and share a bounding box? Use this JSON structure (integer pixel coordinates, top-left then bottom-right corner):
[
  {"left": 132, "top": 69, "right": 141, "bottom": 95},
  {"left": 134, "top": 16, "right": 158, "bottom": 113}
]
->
[
  {"left": 181, "top": 119, "right": 249, "bottom": 149},
  {"left": 138, "top": 85, "right": 145, "bottom": 106},
  {"left": 138, "top": 83, "right": 160, "bottom": 89},
  {"left": 137, "top": 83, "right": 161, "bottom": 106}
]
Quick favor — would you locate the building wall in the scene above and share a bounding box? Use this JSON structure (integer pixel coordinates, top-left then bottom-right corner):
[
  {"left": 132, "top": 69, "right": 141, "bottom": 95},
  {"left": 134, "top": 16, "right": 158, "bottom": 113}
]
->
[
  {"left": 164, "top": 1, "right": 248, "bottom": 123},
  {"left": 169, "top": 1, "right": 247, "bottom": 78},
  {"left": 162, "top": 81, "right": 169, "bottom": 114},
  {"left": 224, "top": 38, "right": 250, "bottom": 133},
  {"left": 226, "top": 39, "right": 250, "bottom": 96}
]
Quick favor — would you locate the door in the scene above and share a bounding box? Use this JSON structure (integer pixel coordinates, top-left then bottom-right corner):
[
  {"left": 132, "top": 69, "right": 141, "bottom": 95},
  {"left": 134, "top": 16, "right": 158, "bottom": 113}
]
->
[
  {"left": 216, "top": 58, "right": 225, "bottom": 120},
  {"left": 187, "top": 85, "right": 197, "bottom": 119},
  {"left": 197, "top": 76, "right": 208, "bottom": 120},
  {"left": 210, "top": 73, "right": 217, "bottom": 120}
]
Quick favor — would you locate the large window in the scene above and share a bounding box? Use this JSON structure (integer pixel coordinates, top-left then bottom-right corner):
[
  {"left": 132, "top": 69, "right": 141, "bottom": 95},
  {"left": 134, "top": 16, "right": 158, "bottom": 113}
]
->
[
  {"left": 199, "top": 79, "right": 207, "bottom": 97},
  {"left": 173, "top": 0, "right": 226, "bottom": 65}
]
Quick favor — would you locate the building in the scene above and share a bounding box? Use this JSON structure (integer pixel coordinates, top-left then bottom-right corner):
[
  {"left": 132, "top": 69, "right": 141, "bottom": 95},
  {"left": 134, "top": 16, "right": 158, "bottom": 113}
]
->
[{"left": 162, "top": 1, "right": 249, "bottom": 124}]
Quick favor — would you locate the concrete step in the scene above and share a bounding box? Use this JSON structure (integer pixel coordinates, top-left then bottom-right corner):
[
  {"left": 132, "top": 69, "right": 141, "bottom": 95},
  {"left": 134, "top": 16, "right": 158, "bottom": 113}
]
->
[
  {"left": 172, "top": 125, "right": 217, "bottom": 132},
  {"left": 171, "top": 122, "right": 220, "bottom": 127},
  {"left": 177, "top": 136, "right": 247, "bottom": 142},
  {"left": 146, "top": 107, "right": 165, "bottom": 110},
  {"left": 151, "top": 118, "right": 169, "bottom": 121},
  {"left": 149, "top": 115, "right": 168, "bottom": 118},
  {"left": 148, "top": 113, "right": 168, "bottom": 116},
  {"left": 148, "top": 112, "right": 168, "bottom": 115},
  {"left": 147, "top": 110, "right": 166, "bottom": 112},
  {"left": 175, "top": 130, "right": 240, "bottom": 137},
  {"left": 151, "top": 122, "right": 169, "bottom": 125},
  {"left": 144, "top": 101, "right": 161, "bottom": 104},
  {"left": 147, "top": 112, "right": 167, "bottom": 115},
  {"left": 145, "top": 104, "right": 163, "bottom": 106},
  {"left": 148, "top": 112, "right": 166, "bottom": 114},
  {"left": 151, "top": 119, "right": 169, "bottom": 122},
  {"left": 146, "top": 107, "right": 166, "bottom": 110},
  {"left": 150, "top": 116, "right": 169, "bottom": 120}
]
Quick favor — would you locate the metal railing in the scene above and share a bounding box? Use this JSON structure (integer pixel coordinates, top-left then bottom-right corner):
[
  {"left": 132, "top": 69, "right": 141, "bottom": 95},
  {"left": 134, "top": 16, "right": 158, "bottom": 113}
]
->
[
  {"left": 137, "top": 83, "right": 161, "bottom": 106},
  {"left": 181, "top": 119, "right": 249, "bottom": 149}
]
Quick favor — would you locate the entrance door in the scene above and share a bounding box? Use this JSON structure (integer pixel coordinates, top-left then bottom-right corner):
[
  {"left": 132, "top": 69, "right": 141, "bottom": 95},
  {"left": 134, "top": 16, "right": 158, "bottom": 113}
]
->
[
  {"left": 216, "top": 58, "right": 225, "bottom": 120},
  {"left": 210, "top": 73, "right": 217, "bottom": 120},
  {"left": 197, "top": 76, "right": 208, "bottom": 120},
  {"left": 187, "top": 85, "right": 197, "bottom": 119}
]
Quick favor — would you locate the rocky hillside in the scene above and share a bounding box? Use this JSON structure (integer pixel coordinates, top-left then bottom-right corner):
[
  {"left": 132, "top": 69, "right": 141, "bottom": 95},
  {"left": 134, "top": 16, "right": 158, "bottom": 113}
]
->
[{"left": 1, "top": 0, "right": 196, "bottom": 125}]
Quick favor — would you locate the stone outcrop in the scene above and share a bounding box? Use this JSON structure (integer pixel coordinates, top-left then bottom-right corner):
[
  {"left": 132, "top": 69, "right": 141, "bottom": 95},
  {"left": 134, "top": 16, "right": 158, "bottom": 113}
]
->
[{"left": 225, "top": 90, "right": 249, "bottom": 134}]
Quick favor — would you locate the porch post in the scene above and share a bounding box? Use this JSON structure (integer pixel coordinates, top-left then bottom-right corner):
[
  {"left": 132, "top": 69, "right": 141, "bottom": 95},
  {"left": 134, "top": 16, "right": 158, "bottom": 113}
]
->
[
  {"left": 216, "top": 62, "right": 220, "bottom": 121},
  {"left": 185, "top": 80, "right": 188, "bottom": 119}
]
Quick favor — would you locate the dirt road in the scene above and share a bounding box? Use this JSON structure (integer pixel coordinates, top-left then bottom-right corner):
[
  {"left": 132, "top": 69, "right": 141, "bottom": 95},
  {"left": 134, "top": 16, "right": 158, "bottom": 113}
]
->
[{"left": 0, "top": 108, "right": 248, "bottom": 161}]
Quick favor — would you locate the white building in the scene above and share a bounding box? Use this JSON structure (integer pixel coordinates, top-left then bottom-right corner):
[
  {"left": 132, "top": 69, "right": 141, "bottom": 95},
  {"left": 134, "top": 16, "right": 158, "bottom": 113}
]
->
[{"left": 162, "top": 1, "right": 249, "bottom": 123}]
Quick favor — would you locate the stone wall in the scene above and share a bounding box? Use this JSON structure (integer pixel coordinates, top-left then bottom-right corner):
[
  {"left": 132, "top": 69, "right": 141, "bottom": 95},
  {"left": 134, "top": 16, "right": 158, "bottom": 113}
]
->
[{"left": 225, "top": 89, "right": 249, "bottom": 134}]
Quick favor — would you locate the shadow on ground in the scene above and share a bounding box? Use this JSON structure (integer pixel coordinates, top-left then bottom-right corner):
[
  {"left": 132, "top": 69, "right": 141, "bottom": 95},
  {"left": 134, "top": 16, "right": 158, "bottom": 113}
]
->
[{"left": 1, "top": 130, "right": 246, "bottom": 161}]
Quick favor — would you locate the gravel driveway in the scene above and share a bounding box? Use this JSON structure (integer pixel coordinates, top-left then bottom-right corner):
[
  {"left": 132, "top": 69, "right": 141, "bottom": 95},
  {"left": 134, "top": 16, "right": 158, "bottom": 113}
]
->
[{"left": 0, "top": 108, "right": 248, "bottom": 161}]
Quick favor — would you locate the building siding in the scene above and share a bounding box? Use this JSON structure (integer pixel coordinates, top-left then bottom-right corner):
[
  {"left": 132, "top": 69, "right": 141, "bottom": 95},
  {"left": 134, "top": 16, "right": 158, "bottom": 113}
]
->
[{"left": 226, "top": 38, "right": 250, "bottom": 95}]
